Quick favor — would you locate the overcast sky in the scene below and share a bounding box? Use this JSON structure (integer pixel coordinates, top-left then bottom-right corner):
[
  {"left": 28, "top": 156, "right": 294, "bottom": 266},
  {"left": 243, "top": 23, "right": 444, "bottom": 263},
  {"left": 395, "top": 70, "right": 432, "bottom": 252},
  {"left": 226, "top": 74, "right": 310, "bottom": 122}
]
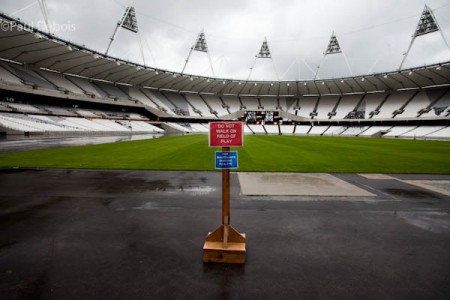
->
[{"left": 1, "top": 0, "right": 450, "bottom": 80}]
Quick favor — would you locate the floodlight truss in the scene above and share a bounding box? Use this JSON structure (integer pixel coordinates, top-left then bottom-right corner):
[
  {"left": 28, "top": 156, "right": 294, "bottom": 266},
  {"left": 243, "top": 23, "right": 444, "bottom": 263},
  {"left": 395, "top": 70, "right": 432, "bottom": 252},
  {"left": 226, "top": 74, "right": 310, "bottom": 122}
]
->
[
  {"left": 325, "top": 34, "right": 342, "bottom": 54},
  {"left": 247, "top": 38, "right": 279, "bottom": 81},
  {"left": 414, "top": 6, "right": 438, "bottom": 37},
  {"left": 315, "top": 31, "right": 352, "bottom": 80},
  {"left": 399, "top": 5, "right": 450, "bottom": 70},
  {"left": 257, "top": 38, "right": 272, "bottom": 58},
  {"left": 121, "top": 6, "right": 139, "bottom": 33},
  {"left": 181, "top": 30, "right": 215, "bottom": 77},
  {"left": 105, "top": 1, "right": 146, "bottom": 66},
  {"left": 193, "top": 32, "right": 208, "bottom": 52}
]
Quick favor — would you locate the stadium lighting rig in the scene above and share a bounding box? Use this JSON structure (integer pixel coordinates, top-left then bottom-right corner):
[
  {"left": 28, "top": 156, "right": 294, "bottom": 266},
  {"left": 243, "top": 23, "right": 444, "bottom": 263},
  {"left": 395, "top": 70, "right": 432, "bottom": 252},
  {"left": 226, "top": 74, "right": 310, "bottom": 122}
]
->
[
  {"left": 315, "top": 31, "right": 353, "bottom": 80},
  {"left": 399, "top": 5, "right": 450, "bottom": 70},
  {"left": 247, "top": 37, "right": 279, "bottom": 81},
  {"left": 105, "top": 0, "right": 146, "bottom": 66},
  {"left": 181, "top": 29, "right": 216, "bottom": 77}
]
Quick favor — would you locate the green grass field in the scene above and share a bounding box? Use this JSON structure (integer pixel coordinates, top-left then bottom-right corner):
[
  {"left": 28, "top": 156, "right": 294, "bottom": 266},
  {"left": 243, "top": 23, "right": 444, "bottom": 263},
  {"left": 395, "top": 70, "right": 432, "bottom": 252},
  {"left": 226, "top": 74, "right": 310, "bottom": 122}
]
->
[{"left": 0, "top": 134, "right": 449, "bottom": 173}]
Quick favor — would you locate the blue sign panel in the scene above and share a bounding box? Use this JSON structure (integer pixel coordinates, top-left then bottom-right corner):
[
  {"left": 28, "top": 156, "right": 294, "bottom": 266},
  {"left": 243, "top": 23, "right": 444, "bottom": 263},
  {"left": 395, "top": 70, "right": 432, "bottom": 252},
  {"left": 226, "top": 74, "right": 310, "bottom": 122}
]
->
[{"left": 215, "top": 151, "right": 238, "bottom": 169}]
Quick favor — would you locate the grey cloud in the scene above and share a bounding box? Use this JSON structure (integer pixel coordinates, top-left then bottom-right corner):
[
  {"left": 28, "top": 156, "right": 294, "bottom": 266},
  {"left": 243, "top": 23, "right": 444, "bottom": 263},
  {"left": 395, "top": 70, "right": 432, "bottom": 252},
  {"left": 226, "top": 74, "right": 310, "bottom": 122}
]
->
[{"left": 1, "top": 0, "right": 449, "bottom": 80}]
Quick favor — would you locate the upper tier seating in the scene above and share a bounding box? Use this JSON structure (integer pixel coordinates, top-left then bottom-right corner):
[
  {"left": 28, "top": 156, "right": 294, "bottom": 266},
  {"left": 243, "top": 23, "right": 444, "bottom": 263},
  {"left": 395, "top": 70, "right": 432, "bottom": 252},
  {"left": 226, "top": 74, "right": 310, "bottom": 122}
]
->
[
  {"left": 184, "top": 94, "right": 215, "bottom": 117},
  {"left": 240, "top": 97, "right": 260, "bottom": 111},
  {"left": 297, "top": 97, "right": 318, "bottom": 119},
  {"left": 126, "top": 87, "right": 160, "bottom": 110},
  {"left": 37, "top": 70, "right": 85, "bottom": 95},
  {"left": 6, "top": 64, "right": 56, "bottom": 90},
  {"left": 399, "top": 91, "right": 431, "bottom": 118},
  {"left": 260, "top": 97, "right": 278, "bottom": 111},
  {"left": 163, "top": 92, "right": 192, "bottom": 116},
  {"left": 202, "top": 95, "right": 229, "bottom": 116},
  {"left": 67, "top": 76, "right": 105, "bottom": 98},
  {"left": 316, "top": 96, "right": 340, "bottom": 119},
  {"left": 372, "top": 91, "right": 415, "bottom": 119},
  {"left": 94, "top": 82, "right": 129, "bottom": 99},
  {"left": 0, "top": 64, "right": 23, "bottom": 85},
  {"left": 221, "top": 96, "right": 241, "bottom": 113},
  {"left": 334, "top": 95, "right": 361, "bottom": 119}
]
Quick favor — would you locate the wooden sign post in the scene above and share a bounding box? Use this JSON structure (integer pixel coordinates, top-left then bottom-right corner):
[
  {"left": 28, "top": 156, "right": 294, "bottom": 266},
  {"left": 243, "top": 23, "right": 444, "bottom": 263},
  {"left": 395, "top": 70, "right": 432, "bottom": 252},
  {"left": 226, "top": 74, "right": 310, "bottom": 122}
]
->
[{"left": 203, "top": 122, "right": 246, "bottom": 264}]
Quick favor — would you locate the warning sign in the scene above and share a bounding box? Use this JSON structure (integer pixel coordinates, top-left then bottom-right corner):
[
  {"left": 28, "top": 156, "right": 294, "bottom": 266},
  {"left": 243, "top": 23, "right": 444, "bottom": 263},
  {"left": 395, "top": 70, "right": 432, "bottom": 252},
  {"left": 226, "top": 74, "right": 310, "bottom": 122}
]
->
[
  {"left": 215, "top": 151, "right": 238, "bottom": 169},
  {"left": 209, "top": 122, "right": 244, "bottom": 147}
]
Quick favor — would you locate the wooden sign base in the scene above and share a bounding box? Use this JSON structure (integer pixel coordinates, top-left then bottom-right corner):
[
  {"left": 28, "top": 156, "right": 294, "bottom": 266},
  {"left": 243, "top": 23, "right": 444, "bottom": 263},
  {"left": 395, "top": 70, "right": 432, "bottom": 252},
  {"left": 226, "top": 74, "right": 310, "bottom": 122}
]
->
[
  {"left": 203, "top": 224, "right": 246, "bottom": 264},
  {"left": 203, "top": 145, "right": 246, "bottom": 264}
]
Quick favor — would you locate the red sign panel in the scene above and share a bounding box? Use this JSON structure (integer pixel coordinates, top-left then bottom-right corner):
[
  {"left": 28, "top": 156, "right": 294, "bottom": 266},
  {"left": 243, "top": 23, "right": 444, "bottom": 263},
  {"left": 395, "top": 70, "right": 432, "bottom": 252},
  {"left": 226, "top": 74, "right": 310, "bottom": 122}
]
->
[{"left": 209, "top": 122, "right": 244, "bottom": 147}]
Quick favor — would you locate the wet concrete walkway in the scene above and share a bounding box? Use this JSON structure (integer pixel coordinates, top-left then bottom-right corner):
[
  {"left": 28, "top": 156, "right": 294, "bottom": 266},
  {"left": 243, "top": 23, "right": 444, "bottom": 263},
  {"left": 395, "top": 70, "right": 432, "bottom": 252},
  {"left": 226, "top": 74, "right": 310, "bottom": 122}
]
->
[{"left": 0, "top": 169, "right": 449, "bottom": 299}]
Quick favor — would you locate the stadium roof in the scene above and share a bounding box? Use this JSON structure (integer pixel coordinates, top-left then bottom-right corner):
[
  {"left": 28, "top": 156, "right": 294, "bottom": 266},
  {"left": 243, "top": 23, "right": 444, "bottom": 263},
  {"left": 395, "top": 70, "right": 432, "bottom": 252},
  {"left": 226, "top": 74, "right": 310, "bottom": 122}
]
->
[{"left": 1, "top": 12, "right": 450, "bottom": 96}]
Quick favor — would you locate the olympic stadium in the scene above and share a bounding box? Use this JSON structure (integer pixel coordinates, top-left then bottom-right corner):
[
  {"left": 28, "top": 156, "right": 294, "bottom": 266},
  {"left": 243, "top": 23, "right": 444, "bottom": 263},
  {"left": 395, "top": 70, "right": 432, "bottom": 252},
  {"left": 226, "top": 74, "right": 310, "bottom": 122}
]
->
[{"left": 0, "top": 1, "right": 450, "bottom": 299}]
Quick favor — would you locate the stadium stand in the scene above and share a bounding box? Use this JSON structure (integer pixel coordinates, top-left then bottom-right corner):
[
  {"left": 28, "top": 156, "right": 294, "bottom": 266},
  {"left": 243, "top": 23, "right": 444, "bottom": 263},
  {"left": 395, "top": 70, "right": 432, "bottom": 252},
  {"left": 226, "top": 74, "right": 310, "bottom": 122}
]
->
[
  {"left": 340, "top": 126, "right": 370, "bottom": 136},
  {"left": 316, "top": 96, "right": 340, "bottom": 119},
  {"left": 399, "top": 91, "right": 431, "bottom": 118},
  {"left": 419, "top": 89, "right": 450, "bottom": 118},
  {"left": 323, "top": 126, "right": 347, "bottom": 136},
  {"left": 361, "top": 94, "right": 383, "bottom": 119},
  {"left": 37, "top": 70, "right": 85, "bottom": 95},
  {"left": 7, "top": 103, "right": 42, "bottom": 113},
  {"left": 0, "top": 63, "right": 24, "bottom": 85},
  {"left": 286, "top": 97, "right": 300, "bottom": 115},
  {"left": 260, "top": 97, "right": 278, "bottom": 111},
  {"left": 141, "top": 90, "right": 173, "bottom": 112},
  {"left": 221, "top": 96, "right": 241, "bottom": 113},
  {"left": 0, "top": 12, "right": 448, "bottom": 140},
  {"left": 294, "top": 125, "right": 312, "bottom": 135},
  {"left": 202, "top": 95, "right": 229, "bottom": 116},
  {"left": 280, "top": 125, "right": 295, "bottom": 135},
  {"left": 426, "top": 126, "right": 450, "bottom": 139},
  {"left": 241, "top": 97, "right": 261, "bottom": 111},
  {"left": 308, "top": 125, "right": 329, "bottom": 135},
  {"left": 248, "top": 124, "right": 266, "bottom": 134},
  {"left": 189, "top": 123, "right": 209, "bottom": 133},
  {"left": 184, "top": 94, "right": 215, "bottom": 117},
  {"left": 163, "top": 92, "right": 192, "bottom": 116},
  {"left": 383, "top": 126, "right": 417, "bottom": 137},
  {"left": 244, "top": 124, "right": 254, "bottom": 134},
  {"left": 401, "top": 126, "right": 446, "bottom": 138},
  {"left": 126, "top": 87, "right": 161, "bottom": 110},
  {"left": 5, "top": 64, "right": 56, "bottom": 90},
  {"left": 94, "top": 82, "right": 130, "bottom": 100},
  {"left": 40, "top": 106, "right": 75, "bottom": 115},
  {"left": 264, "top": 124, "right": 279, "bottom": 135},
  {"left": 358, "top": 126, "right": 392, "bottom": 137},
  {"left": 297, "top": 97, "right": 318, "bottom": 119},
  {"left": 372, "top": 91, "right": 416, "bottom": 119},
  {"left": 164, "top": 122, "right": 191, "bottom": 133},
  {"left": 66, "top": 76, "right": 105, "bottom": 98}
]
